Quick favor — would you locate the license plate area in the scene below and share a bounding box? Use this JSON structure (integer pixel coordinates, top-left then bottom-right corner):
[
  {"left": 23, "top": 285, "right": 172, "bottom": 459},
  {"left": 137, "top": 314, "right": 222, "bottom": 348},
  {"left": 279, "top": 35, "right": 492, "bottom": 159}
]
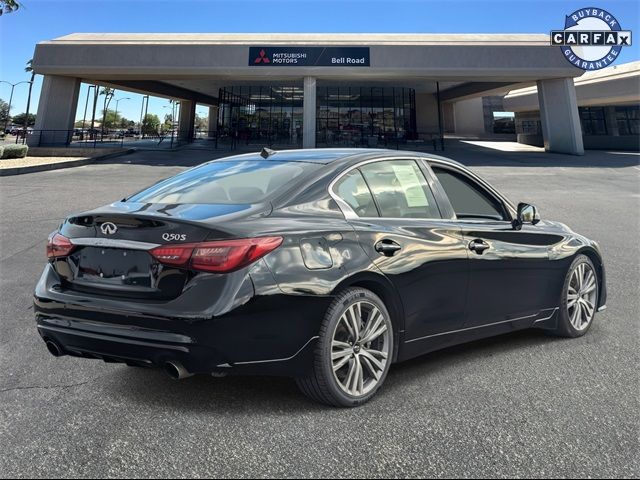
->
[{"left": 76, "top": 247, "right": 153, "bottom": 288}]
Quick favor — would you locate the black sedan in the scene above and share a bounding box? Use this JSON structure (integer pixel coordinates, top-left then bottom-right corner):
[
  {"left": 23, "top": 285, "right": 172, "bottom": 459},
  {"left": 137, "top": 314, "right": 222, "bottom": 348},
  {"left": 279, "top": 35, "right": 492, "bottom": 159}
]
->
[{"left": 35, "top": 148, "right": 606, "bottom": 407}]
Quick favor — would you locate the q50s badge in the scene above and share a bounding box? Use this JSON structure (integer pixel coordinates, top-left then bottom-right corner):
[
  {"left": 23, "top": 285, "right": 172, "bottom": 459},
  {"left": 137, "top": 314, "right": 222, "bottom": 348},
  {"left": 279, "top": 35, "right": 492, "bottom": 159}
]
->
[{"left": 162, "top": 233, "right": 187, "bottom": 242}]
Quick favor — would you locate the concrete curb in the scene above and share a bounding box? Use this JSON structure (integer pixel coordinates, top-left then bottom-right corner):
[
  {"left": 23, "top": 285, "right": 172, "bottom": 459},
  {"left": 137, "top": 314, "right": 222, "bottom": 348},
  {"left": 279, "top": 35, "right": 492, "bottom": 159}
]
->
[{"left": 0, "top": 148, "right": 137, "bottom": 176}]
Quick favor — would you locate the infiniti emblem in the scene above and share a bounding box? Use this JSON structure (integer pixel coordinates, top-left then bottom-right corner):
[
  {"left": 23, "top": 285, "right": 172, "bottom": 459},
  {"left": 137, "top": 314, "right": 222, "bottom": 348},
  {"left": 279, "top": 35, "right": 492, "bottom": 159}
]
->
[{"left": 100, "top": 222, "right": 118, "bottom": 235}]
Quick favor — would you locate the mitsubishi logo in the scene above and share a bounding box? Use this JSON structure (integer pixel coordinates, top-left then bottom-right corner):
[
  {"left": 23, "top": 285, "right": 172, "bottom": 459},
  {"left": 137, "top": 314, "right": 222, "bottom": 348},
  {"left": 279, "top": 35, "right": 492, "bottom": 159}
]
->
[
  {"left": 254, "top": 49, "right": 270, "bottom": 64},
  {"left": 100, "top": 222, "right": 118, "bottom": 235}
]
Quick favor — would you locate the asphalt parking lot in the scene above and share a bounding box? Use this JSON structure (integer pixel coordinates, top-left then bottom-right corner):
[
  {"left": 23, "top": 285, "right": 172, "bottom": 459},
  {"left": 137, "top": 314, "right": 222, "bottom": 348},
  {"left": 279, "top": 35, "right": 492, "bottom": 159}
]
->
[{"left": 0, "top": 143, "right": 638, "bottom": 478}]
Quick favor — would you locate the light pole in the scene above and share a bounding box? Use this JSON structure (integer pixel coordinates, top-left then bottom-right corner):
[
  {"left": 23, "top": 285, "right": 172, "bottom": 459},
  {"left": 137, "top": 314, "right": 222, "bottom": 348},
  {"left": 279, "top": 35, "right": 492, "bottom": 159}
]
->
[
  {"left": 139, "top": 95, "right": 149, "bottom": 138},
  {"left": 81, "top": 85, "right": 96, "bottom": 134},
  {"left": 171, "top": 101, "right": 182, "bottom": 145},
  {"left": 163, "top": 101, "right": 177, "bottom": 147},
  {"left": 113, "top": 97, "right": 130, "bottom": 131},
  {"left": 1, "top": 80, "right": 32, "bottom": 133},
  {"left": 89, "top": 87, "right": 99, "bottom": 142},
  {"left": 113, "top": 97, "right": 130, "bottom": 146},
  {"left": 197, "top": 109, "right": 207, "bottom": 138}
]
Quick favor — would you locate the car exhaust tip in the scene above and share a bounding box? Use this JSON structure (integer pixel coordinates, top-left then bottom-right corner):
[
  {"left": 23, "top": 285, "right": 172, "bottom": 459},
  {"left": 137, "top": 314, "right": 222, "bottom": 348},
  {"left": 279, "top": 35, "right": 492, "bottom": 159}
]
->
[
  {"left": 163, "top": 361, "right": 193, "bottom": 380},
  {"left": 45, "top": 340, "right": 64, "bottom": 357}
]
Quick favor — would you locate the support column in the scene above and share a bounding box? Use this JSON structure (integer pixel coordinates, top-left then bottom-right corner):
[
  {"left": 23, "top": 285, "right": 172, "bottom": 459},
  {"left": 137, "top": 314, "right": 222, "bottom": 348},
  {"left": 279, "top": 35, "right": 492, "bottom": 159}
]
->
[
  {"left": 537, "top": 78, "right": 584, "bottom": 155},
  {"left": 29, "top": 75, "right": 81, "bottom": 146},
  {"left": 178, "top": 100, "right": 196, "bottom": 142},
  {"left": 208, "top": 105, "right": 218, "bottom": 138},
  {"left": 303, "top": 77, "right": 316, "bottom": 149}
]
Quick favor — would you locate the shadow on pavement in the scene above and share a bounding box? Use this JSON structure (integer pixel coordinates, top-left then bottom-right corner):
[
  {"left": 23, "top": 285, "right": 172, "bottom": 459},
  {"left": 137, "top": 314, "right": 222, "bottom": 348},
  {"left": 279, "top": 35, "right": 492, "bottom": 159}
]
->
[
  {"left": 103, "top": 328, "right": 560, "bottom": 413},
  {"left": 441, "top": 140, "right": 640, "bottom": 168}
]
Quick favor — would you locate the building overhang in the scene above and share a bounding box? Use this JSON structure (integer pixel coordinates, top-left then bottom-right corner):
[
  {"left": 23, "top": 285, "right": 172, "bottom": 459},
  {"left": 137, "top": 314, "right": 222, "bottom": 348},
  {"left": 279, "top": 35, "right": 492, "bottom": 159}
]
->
[
  {"left": 31, "top": 33, "right": 585, "bottom": 103},
  {"left": 504, "top": 60, "right": 640, "bottom": 111}
]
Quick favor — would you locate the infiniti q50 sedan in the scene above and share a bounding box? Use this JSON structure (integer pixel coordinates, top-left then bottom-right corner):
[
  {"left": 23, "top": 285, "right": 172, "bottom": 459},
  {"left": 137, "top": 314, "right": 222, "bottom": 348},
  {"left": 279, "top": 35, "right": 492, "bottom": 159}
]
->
[{"left": 35, "top": 149, "right": 606, "bottom": 407}]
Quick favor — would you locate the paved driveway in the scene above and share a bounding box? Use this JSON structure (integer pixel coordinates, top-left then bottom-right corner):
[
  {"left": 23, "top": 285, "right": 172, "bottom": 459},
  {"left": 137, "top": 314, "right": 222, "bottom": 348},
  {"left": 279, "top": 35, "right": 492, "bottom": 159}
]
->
[{"left": 1, "top": 144, "right": 638, "bottom": 478}]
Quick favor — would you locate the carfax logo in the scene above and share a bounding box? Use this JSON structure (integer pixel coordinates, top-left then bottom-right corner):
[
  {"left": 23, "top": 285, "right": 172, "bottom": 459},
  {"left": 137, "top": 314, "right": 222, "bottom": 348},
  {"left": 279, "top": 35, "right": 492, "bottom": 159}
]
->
[{"left": 551, "top": 7, "right": 632, "bottom": 70}]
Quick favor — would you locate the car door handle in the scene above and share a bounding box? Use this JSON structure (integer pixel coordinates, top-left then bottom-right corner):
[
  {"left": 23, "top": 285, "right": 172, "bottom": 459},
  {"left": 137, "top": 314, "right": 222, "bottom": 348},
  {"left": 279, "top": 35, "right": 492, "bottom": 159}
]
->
[
  {"left": 468, "top": 239, "right": 490, "bottom": 255},
  {"left": 375, "top": 240, "right": 402, "bottom": 257}
]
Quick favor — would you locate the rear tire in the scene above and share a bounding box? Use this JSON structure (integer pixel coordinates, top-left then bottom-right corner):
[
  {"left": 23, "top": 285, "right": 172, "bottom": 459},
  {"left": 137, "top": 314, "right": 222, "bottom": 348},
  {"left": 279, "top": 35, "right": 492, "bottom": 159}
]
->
[
  {"left": 548, "top": 254, "right": 598, "bottom": 338},
  {"left": 296, "top": 287, "right": 394, "bottom": 407}
]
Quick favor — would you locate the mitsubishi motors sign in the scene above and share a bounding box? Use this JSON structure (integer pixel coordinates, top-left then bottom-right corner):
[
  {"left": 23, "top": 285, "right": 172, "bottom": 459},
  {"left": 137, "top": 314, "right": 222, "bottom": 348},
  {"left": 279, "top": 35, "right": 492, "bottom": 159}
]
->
[{"left": 249, "top": 46, "right": 370, "bottom": 66}]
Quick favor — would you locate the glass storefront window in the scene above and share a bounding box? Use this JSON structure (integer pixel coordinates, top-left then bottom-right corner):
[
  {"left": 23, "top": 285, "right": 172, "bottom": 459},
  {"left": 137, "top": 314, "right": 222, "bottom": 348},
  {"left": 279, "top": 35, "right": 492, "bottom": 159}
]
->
[
  {"left": 315, "top": 86, "right": 416, "bottom": 147},
  {"left": 579, "top": 107, "right": 607, "bottom": 135},
  {"left": 218, "top": 85, "right": 417, "bottom": 148},
  {"left": 616, "top": 106, "right": 639, "bottom": 136},
  {"left": 517, "top": 120, "right": 541, "bottom": 135},
  {"left": 218, "top": 86, "right": 304, "bottom": 146}
]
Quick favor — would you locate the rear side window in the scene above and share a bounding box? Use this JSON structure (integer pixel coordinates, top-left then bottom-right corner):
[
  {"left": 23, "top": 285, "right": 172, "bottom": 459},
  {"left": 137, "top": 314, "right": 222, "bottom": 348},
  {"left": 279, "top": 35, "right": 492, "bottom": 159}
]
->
[
  {"left": 432, "top": 167, "right": 506, "bottom": 220},
  {"left": 359, "top": 160, "right": 441, "bottom": 219},
  {"left": 333, "top": 170, "right": 379, "bottom": 217},
  {"left": 127, "top": 160, "right": 319, "bottom": 205}
]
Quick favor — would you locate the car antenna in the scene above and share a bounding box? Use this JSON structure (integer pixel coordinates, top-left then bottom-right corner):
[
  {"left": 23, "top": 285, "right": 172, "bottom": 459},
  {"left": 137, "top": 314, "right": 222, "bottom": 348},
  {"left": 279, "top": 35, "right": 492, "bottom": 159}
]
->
[{"left": 260, "top": 147, "right": 277, "bottom": 159}]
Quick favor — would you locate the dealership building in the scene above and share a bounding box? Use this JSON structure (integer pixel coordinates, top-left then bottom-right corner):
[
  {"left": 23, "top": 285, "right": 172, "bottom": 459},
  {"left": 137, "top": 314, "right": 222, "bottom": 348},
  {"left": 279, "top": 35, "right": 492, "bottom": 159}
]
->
[
  {"left": 504, "top": 60, "right": 639, "bottom": 151},
  {"left": 28, "top": 33, "right": 638, "bottom": 155}
]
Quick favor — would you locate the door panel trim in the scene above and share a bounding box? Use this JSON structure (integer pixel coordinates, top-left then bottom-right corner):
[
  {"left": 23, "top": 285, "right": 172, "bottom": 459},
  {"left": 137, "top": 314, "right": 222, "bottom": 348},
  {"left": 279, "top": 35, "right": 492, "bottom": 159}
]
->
[{"left": 404, "top": 307, "right": 558, "bottom": 344}]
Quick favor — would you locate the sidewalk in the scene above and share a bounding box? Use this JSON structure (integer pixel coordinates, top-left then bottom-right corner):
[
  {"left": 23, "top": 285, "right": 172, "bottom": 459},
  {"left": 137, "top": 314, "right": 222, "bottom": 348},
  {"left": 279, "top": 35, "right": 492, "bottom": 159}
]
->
[{"left": 0, "top": 148, "right": 135, "bottom": 176}]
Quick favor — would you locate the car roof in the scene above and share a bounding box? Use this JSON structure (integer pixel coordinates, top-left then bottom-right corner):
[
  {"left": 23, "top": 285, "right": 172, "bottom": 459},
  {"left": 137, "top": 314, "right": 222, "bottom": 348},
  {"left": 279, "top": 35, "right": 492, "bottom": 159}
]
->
[{"left": 209, "top": 148, "right": 462, "bottom": 167}]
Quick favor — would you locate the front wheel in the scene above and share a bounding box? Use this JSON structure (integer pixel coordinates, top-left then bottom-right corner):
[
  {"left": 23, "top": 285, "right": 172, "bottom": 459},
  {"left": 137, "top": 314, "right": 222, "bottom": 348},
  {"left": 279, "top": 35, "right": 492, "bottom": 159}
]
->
[
  {"left": 296, "top": 287, "right": 394, "bottom": 407},
  {"left": 548, "top": 254, "right": 599, "bottom": 338}
]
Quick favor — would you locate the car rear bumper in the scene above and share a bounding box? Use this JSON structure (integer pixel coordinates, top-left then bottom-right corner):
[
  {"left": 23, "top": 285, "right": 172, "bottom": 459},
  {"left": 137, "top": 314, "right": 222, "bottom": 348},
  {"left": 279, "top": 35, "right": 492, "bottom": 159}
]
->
[
  {"left": 36, "top": 316, "right": 318, "bottom": 377},
  {"left": 34, "top": 264, "right": 329, "bottom": 377}
]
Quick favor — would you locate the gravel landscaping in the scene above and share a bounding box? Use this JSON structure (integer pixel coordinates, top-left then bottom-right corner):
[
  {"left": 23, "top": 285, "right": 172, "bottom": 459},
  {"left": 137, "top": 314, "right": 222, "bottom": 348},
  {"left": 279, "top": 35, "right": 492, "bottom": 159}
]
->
[{"left": 0, "top": 155, "right": 89, "bottom": 169}]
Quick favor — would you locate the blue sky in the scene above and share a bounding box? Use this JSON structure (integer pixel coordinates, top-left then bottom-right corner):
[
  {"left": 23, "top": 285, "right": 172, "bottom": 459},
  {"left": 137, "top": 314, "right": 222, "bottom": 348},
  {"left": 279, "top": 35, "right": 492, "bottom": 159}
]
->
[{"left": 1, "top": 0, "right": 638, "bottom": 123}]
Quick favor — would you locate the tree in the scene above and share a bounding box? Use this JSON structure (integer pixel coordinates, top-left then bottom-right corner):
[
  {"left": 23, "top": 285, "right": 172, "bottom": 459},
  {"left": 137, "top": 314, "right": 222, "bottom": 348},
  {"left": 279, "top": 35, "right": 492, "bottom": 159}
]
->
[
  {"left": 195, "top": 113, "right": 208, "bottom": 131},
  {"left": 0, "top": 0, "right": 20, "bottom": 15},
  {"left": 11, "top": 112, "right": 36, "bottom": 127},
  {"left": 163, "top": 113, "right": 173, "bottom": 132},
  {"left": 24, "top": 59, "right": 36, "bottom": 131},
  {"left": 142, "top": 113, "right": 160, "bottom": 135},
  {"left": 101, "top": 109, "right": 123, "bottom": 130},
  {"left": 0, "top": 99, "right": 9, "bottom": 126},
  {"left": 99, "top": 87, "right": 115, "bottom": 134}
]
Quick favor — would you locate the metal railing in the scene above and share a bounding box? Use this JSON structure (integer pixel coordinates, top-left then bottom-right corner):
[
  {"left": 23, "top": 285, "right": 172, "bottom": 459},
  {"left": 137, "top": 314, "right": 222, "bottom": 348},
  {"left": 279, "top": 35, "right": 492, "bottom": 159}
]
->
[
  {"left": 6, "top": 129, "right": 188, "bottom": 150},
  {"left": 3, "top": 128, "right": 445, "bottom": 152}
]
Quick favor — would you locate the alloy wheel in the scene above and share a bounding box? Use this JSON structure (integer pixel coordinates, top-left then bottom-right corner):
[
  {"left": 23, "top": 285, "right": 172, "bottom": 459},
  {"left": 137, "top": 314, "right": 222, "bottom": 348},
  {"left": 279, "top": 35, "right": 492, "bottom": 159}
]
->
[
  {"left": 567, "top": 262, "right": 597, "bottom": 331},
  {"left": 331, "top": 300, "right": 391, "bottom": 397}
]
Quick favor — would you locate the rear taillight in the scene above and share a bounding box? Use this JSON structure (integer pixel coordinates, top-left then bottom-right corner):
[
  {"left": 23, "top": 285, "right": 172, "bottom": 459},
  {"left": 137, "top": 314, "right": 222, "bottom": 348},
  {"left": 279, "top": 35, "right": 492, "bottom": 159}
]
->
[
  {"left": 150, "top": 236, "right": 283, "bottom": 273},
  {"left": 46, "top": 233, "right": 76, "bottom": 258}
]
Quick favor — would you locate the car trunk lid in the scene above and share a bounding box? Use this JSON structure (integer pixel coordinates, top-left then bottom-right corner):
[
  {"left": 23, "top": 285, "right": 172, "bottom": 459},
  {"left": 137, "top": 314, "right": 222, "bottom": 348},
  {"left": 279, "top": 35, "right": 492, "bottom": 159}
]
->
[{"left": 53, "top": 201, "right": 269, "bottom": 299}]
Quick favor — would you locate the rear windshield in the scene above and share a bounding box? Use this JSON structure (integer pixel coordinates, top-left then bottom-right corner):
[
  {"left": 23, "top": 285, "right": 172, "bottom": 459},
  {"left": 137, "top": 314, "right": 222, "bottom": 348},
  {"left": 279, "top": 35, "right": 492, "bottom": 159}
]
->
[{"left": 127, "top": 160, "right": 320, "bottom": 205}]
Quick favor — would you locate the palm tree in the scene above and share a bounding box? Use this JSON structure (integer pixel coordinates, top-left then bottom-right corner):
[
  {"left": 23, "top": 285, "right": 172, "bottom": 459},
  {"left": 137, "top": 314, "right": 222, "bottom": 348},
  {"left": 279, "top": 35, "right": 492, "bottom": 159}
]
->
[
  {"left": 0, "top": 0, "right": 20, "bottom": 16},
  {"left": 99, "top": 87, "right": 115, "bottom": 137},
  {"left": 23, "top": 59, "right": 35, "bottom": 135}
]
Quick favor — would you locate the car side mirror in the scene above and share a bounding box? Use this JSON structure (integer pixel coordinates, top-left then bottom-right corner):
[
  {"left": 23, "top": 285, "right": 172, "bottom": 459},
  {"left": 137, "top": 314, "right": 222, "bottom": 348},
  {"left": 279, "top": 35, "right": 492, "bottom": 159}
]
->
[{"left": 513, "top": 202, "right": 541, "bottom": 230}]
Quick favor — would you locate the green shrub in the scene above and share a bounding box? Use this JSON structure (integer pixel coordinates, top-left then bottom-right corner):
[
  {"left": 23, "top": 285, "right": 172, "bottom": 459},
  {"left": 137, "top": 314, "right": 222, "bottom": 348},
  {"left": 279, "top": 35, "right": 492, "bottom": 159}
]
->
[
  {"left": 1, "top": 144, "right": 28, "bottom": 159},
  {"left": 0, "top": 146, "right": 4, "bottom": 159}
]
